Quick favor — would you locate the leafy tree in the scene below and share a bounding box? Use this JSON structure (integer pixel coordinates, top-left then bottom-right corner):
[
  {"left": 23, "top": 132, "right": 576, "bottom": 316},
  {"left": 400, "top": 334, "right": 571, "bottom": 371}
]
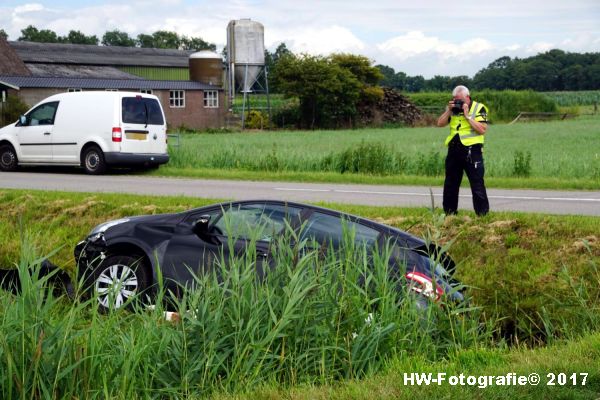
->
[
  {"left": 135, "top": 30, "right": 215, "bottom": 50},
  {"left": 62, "top": 30, "right": 98, "bottom": 45},
  {"left": 262, "top": 42, "right": 293, "bottom": 92},
  {"left": 405, "top": 75, "right": 425, "bottom": 92},
  {"left": 140, "top": 30, "right": 180, "bottom": 49},
  {"left": 273, "top": 54, "right": 362, "bottom": 128},
  {"left": 136, "top": 33, "right": 154, "bottom": 48},
  {"left": 375, "top": 64, "right": 396, "bottom": 86},
  {"left": 330, "top": 53, "right": 382, "bottom": 86},
  {"left": 180, "top": 36, "right": 216, "bottom": 51},
  {"left": 102, "top": 30, "right": 136, "bottom": 47},
  {"left": 0, "top": 29, "right": 7, "bottom": 40},
  {"left": 330, "top": 53, "right": 383, "bottom": 104},
  {"left": 18, "top": 25, "right": 60, "bottom": 43}
]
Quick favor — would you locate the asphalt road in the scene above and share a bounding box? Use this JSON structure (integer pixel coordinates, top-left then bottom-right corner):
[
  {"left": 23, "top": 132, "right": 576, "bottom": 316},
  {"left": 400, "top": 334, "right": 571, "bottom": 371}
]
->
[{"left": 1, "top": 171, "right": 600, "bottom": 216}]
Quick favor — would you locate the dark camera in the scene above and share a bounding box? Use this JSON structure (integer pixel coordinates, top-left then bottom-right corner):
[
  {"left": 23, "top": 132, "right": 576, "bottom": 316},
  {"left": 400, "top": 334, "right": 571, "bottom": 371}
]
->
[{"left": 451, "top": 99, "right": 464, "bottom": 115}]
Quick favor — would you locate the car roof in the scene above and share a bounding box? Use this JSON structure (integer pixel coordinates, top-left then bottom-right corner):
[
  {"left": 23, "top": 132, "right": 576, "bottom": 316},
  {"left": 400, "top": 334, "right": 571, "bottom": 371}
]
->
[{"left": 185, "top": 199, "right": 425, "bottom": 245}]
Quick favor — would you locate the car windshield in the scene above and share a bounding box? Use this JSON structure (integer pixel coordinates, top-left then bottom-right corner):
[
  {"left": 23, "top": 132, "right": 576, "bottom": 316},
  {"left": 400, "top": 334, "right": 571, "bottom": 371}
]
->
[{"left": 122, "top": 97, "right": 164, "bottom": 125}]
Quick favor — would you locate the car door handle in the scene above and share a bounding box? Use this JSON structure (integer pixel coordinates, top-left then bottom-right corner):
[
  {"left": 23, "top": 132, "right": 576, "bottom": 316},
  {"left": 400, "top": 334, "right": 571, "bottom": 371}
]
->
[{"left": 43, "top": 132, "right": 51, "bottom": 135}]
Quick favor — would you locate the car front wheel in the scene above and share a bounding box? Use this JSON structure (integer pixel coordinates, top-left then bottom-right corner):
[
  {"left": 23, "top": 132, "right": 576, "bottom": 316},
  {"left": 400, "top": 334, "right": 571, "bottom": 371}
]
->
[
  {"left": 89, "top": 255, "right": 151, "bottom": 312},
  {"left": 0, "top": 144, "right": 18, "bottom": 171}
]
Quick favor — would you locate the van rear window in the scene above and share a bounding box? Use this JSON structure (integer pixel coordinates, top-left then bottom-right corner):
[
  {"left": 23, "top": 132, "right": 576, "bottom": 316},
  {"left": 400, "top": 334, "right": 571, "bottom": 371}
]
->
[{"left": 122, "top": 97, "right": 164, "bottom": 125}]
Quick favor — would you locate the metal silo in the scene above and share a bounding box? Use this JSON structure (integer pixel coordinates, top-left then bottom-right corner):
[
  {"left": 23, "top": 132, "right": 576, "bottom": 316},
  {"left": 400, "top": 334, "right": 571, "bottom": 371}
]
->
[
  {"left": 227, "top": 19, "right": 265, "bottom": 94},
  {"left": 189, "top": 50, "right": 223, "bottom": 86}
]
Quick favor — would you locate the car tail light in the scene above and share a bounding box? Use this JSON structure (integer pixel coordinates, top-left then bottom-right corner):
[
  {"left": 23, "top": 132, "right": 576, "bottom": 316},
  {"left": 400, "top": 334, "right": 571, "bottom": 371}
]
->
[
  {"left": 112, "top": 127, "right": 122, "bottom": 142},
  {"left": 406, "top": 271, "right": 443, "bottom": 301}
]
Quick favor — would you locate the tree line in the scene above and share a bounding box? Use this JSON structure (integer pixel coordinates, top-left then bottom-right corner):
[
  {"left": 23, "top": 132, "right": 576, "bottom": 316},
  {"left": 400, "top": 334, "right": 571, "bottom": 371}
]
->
[
  {"left": 2, "top": 25, "right": 215, "bottom": 51},
  {"left": 5, "top": 26, "right": 598, "bottom": 92},
  {"left": 377, "top": 49, "right": 600, "bottom": 92}
]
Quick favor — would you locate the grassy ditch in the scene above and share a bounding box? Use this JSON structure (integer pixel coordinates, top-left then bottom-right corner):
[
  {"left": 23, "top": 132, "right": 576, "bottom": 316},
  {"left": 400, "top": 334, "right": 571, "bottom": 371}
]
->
[
  {"left": 1, "top": 228, "right": 485, "bottom": 398},
  {"left": 1, "top": 188, "right": 599, "bottom": 341},
  {"left": 217, "top": 331, "right": 600, "bottom": 399},
  {"left": 161, "top": 116, "right": 600, "bottom": 190},
  {"left": 1, "top": 189, "right": 599, "bottom": 398}
]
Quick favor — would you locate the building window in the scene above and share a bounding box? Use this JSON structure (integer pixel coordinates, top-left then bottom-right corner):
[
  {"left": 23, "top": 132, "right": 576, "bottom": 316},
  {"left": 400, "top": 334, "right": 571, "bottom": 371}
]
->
[
  {"left": 204, "top": 90, "right": 219, "bottom": 108},
  {"left": 67, "top": 88, "right": 82, "bottom": 92},
  {"left": 169, "top": 90, "right": 185, "bottom": 108},
  {"left": 140, "top": 89, "right": 153, "bottom": 94},
  {"left": 105, "top": 89, "right": 119, "bottom": 92}
]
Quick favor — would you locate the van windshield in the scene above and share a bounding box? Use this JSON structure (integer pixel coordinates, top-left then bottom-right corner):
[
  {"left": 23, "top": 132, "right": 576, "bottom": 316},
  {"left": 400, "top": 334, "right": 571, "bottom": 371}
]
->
[{"left": 122, "top": 97, "right": 164, "bottom": 125}]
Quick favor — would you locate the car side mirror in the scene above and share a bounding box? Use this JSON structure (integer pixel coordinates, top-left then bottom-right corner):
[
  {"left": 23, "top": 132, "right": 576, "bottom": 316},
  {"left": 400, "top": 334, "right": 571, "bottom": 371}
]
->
[
  {"left": 18, "top": 115, "right": 26, "bottom": 126},
  {"left": 192, "top": 215, "right": 211, "bottom": 236}
]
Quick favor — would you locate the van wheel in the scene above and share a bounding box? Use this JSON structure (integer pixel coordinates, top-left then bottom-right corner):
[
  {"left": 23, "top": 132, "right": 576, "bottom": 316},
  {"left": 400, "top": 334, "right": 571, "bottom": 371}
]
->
[
  {"left": 0, "top": 144, "right": 18, "bottom": 171},
  {"left": 82, "top": 146, "right": 107, "bottom": 175}
]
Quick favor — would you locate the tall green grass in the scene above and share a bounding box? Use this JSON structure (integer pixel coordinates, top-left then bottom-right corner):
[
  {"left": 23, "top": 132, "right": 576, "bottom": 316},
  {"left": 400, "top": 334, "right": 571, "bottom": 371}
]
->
[
  {"left": 2, "top": 220, "right": 599, "bottom": 398},
  {"left": 165, "top": 118, "right": 600, "bottom": 181},
  {"left": 542, "top": 90, "right": 600, "bottom": 107},
  {"left": 1, "top": 222, "right": 483, "bottom": 398},
  {"left": 407, "top": 90, "right": 558, "bottom": 122}
]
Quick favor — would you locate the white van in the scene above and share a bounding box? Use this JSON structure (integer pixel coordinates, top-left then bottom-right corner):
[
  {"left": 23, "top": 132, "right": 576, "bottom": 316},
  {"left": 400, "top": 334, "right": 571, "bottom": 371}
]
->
[{"left": 0, "top": 91, "right": 169, "bottom": 174}]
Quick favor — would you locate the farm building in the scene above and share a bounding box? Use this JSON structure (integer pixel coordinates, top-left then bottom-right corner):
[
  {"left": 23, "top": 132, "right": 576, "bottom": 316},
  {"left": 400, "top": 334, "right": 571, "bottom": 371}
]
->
[{"left": 0, "top": 37, "right": 226, "bottom": 129}]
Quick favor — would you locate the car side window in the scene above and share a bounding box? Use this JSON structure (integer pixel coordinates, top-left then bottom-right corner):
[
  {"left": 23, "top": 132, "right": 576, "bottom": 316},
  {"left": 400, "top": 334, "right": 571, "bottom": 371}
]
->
[
  {"left": 299, "top": 212, "right": 380, "bottom": 249},
  {"left": 212, "top": 203, "right": 302, "bottom": 242},
  {"left": 20, "top": 102, "right": 59, "bottom": 126}
]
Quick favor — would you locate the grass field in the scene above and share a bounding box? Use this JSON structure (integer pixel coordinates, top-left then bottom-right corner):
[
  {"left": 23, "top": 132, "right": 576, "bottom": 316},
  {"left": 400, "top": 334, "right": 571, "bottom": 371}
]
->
[
  {"left": 162, "top": 116, "right": 600, "bottom": 190},
  {"left": 1, "top": 189, "right": 599, "bottom": 398}
]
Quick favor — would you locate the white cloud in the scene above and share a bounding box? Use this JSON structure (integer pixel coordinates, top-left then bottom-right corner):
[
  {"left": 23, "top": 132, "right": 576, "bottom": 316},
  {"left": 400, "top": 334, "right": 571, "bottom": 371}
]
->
[
  {"left": 273, "top": 25, "right": 365, "bottom": 55},
  {"left": 1, "top": 1, "right": 598, "bottom": 77},
  {"left": 13, "top": 3, "right": 45, "bottom": 14},
  {"left": 377, "top": 31, "right": 493, "bottom": 60}
]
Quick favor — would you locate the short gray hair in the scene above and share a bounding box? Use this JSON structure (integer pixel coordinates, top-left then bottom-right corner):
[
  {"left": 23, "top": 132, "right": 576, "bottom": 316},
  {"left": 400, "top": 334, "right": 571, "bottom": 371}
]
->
[{"left": 452, "top": 85, "right": 470, "bottom": 97}]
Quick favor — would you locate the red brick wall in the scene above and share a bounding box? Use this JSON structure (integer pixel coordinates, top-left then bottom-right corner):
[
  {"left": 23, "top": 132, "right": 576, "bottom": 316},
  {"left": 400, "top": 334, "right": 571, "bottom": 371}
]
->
[
  {"left": 155, "top": 89, "right": 226, "bottom": 130},
  {"left": 15, "top": 88, "right": 227, "bottom": 130}
]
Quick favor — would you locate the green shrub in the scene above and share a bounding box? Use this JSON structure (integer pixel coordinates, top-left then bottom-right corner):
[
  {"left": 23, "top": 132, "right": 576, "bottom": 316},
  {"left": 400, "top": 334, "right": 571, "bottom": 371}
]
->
[
  {"left": 542, "top": 90, "right": 600, "bottom": 106},
  {"left": 479, "top": 90, "right": 557, "bottom": 122},
  {"left": 244, "top": 110, "right": 269, "bottom": 129},
  {"left": 272, "top": 101, "right": 301, "bottom": 128},
  {"left": 415, "top": 151, "right": 445, "bottom": 176},
  {"left": 1, "top": 95, "right": 29, "bottom": 127},
  {"left": 407, "top": 90, "right": 559, "bottom": 122},
  {"left": 334, "top": 141, "right": 406, "bottom": 175},
  {"left": 512, "top": 150, "right": 532, "bottom": 177}
]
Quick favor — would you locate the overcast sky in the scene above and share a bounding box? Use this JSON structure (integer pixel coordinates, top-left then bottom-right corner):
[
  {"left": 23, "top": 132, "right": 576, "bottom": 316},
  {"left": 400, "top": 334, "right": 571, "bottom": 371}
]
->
[{"left": 1, "top": 0, "right": 599, "bottom": 78}]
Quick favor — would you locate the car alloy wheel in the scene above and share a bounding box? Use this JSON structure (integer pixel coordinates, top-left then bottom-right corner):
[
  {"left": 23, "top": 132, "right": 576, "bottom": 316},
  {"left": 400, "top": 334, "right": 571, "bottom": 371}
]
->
[{"left": 95, "top": 263, "right": 139, "bottom": 309}]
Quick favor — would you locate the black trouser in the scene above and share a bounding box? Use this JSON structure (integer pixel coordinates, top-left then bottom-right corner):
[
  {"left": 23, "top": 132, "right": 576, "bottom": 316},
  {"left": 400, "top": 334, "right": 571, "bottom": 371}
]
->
[{"left": 443, "top": 138, "right": 489, "bottom": 216}]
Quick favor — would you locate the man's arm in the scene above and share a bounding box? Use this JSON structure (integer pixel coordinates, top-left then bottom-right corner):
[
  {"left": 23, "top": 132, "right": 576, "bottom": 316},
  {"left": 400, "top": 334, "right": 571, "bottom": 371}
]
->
[
  {"left": 463, "top": 104, "right": 487, "bottom": 135},
  {"left": 437, "top": 100, "right": 454, "bottom": 127}
]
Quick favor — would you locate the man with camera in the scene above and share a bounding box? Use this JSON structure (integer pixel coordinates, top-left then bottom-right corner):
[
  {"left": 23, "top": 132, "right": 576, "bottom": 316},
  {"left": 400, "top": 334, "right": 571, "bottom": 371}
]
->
[{"left": 437, "top": 85, "right": 489, "bottom": 216}]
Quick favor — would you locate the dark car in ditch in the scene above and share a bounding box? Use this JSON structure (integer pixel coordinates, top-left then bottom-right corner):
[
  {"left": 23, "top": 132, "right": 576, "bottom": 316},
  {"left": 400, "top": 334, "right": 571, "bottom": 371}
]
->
[{"left": 75, "top": 200, "right": 463, "bottom": 311}]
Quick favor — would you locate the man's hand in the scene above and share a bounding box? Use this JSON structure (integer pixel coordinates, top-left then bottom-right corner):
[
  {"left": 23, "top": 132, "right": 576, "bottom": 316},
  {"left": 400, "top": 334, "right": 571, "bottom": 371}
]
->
[{"left": 462, "top": 102, "right": 470, "bottom": 118}]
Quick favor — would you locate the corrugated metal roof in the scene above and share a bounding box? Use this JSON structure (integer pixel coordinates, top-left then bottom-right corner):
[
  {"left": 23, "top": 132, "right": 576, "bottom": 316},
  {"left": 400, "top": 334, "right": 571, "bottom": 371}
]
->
[
  {"left": 25, "top": 64, "right": 142, "bottom": 79},
  {"left": 0, "top": 37, "right": 31, "bottom": 76},
  {"left": 9, "top": 41, "right": 195, "bottom": 67},
  {"left": 0, "top": 76, "right": 222, "bottom": 90}
]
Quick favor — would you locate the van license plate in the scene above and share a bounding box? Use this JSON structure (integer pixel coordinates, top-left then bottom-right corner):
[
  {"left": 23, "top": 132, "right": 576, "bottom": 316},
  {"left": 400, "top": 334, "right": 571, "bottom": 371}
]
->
[{"left": 126, "top": 133, "right": 147, "bottom": 140}]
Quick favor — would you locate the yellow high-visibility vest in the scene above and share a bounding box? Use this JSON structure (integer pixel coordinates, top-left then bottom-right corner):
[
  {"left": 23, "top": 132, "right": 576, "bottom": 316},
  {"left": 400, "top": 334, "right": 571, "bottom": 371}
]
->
[{"left": 445, "top": 101, "right": 487, "bottom": 146}]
